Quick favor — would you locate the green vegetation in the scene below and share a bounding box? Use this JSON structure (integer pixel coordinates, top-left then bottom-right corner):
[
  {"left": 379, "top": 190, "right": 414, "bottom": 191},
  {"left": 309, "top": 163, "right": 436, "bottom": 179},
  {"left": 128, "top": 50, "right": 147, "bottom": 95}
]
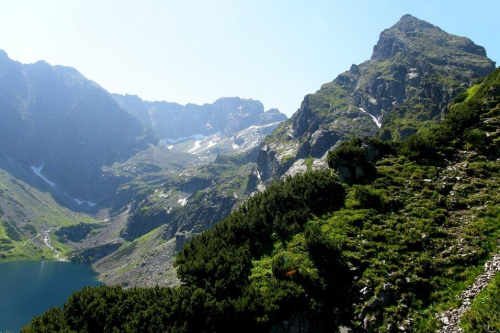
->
[
  {"left": 22, "top": 44, "right": 500, "bottom": 333},
  {"left": 24, "top": 171, "right": 349, "bottom": 332},
  {"left": 0, "top": 167, "right": 100, "bottom": 261}
]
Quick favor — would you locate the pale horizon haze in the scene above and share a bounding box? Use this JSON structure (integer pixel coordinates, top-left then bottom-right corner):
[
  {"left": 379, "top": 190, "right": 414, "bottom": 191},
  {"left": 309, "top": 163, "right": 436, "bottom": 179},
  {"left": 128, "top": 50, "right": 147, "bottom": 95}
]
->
[{"left": 0, "top": 0, "right": 498, "bottom": 117}]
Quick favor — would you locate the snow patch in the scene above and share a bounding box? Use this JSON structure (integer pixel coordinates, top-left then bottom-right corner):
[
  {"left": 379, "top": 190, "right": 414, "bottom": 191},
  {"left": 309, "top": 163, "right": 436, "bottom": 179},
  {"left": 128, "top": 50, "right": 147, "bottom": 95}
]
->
[
  {"left": 246, "top": 121, "right": 282, "bottom": 131},
  {"left": 31, "top": 163, "right": 57, "bottom": 188},
  {"left": 167, "top": 145, "right": 174, "bottom": 150},
  {"left": 232, "top": 143, "right": 239, "bottom": 149},
  {"left": 359, "top": 107, "right": 381, "bottom": 128},
  {"left": 205, "top": 140, "right": 217, "bottom": 149},
  {"left": 195, "top": 140, "right": 218, "bottom": 153},
  {"left": 188, "top": 140, "right": 202, "bottom": 153},
  {"left": 162, "top": 134, "right": 206, "bottom": 144},
  {"left": 74, "top": 199, "right": 96, "bottom": 207},
  {"left": 178, "top": 198, "right": 187, "bottom": 206}
]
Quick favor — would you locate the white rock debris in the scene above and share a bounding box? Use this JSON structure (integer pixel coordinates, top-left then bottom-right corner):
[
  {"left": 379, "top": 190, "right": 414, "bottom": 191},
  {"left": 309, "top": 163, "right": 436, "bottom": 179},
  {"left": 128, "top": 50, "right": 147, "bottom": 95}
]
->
[{"left": 437, "top": 253, "right": 500, "bottom": 332}]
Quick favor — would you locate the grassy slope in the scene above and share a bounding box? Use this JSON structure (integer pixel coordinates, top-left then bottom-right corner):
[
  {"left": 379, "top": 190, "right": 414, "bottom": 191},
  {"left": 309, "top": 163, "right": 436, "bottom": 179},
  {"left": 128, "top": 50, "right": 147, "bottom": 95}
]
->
[{"left": 0, "top": 167, "right": 100, "bottom": 261}]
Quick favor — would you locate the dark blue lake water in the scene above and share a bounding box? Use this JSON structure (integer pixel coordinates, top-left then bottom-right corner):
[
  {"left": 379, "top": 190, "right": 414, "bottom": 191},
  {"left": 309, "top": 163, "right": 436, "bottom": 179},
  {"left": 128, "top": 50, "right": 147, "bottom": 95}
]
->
[{"left": 0, "top": 261, "right": 102, "bottom": 332}]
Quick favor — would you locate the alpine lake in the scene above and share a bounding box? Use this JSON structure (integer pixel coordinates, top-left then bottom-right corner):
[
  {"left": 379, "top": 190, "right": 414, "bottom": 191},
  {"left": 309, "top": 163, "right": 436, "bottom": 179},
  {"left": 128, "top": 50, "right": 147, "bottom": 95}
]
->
[{"left": 0, "top": 261, "right": 102, "bottom": 332}]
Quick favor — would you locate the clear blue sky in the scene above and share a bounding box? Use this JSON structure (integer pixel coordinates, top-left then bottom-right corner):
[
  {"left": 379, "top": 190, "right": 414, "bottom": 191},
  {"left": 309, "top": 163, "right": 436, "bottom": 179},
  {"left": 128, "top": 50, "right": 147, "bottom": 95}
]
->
[{"left": 1, "top": 0, "right": 498, "bottom": 117}]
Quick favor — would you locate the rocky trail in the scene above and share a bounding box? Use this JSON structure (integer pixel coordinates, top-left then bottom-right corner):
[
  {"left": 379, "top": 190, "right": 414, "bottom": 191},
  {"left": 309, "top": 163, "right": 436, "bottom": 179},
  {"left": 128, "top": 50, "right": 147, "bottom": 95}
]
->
[{"left": 437, "top": 253, "right": 500, "bottom": 332}]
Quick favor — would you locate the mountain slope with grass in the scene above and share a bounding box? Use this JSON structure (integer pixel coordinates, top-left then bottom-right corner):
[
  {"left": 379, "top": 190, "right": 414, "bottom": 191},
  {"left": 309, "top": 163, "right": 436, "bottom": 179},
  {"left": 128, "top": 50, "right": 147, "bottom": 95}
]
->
[
  {"left": 23, "top": 67, "right": 500, "bottom": 333},
  {"left": 0, "top": 162, "right": 100, "bottom": 261},
  {"left": 256, "top": 14, "right": 495, "bottom": 183}
]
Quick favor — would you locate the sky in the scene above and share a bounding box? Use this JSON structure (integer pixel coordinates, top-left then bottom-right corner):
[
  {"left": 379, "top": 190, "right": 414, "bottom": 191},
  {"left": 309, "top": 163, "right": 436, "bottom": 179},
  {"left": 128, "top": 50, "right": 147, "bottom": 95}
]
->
[{"left": 0, "top": 1, "right": 498, "bottom": 117}]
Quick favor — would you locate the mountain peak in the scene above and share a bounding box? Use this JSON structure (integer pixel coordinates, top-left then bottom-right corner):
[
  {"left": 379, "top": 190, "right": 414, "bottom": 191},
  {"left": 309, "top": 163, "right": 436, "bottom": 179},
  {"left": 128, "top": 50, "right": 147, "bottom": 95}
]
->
[
  {"left": 393, "top": 14, "right": 435, "bottom": 31},
  {"left": 371, "top": 14, "right": 489, "bottom": 61},
  {"left": 256, "top": 15, "right": 495, "bottom": 184}
]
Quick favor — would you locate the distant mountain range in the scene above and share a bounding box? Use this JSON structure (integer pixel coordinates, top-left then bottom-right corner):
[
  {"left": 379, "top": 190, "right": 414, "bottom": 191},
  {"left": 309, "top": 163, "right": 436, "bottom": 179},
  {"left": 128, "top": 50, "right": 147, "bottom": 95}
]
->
[
  {"left": 0, "top": 50, "right": 286, "bottom": 205},
  {"left": 113, "top": 94, "right": 286, "bottom": 161},
  {"left": 113, "top": 94, "right": 286, "bottom": 140}
]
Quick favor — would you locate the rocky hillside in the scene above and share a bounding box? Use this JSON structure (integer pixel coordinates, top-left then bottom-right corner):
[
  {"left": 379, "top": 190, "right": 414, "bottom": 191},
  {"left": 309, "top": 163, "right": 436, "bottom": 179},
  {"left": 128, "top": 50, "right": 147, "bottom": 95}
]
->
[
  {"left": 0, "top": 51, "right": 157, "bottom": 204},
  {"left": 256, "top": 14, "right": 495, "bottom": 183}
]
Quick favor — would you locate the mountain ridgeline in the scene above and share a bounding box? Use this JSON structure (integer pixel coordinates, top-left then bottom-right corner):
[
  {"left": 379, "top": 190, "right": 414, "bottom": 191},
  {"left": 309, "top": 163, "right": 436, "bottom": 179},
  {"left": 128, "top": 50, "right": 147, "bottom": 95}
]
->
[
  {"left": 0, "top": 50, "right": 157, "bottom": 203},
  {"left": 113, "top": 94, "right": 286, "bottom": 141},
  {"left": 256, "top": 14, "right": 495, "bottom": 183}
]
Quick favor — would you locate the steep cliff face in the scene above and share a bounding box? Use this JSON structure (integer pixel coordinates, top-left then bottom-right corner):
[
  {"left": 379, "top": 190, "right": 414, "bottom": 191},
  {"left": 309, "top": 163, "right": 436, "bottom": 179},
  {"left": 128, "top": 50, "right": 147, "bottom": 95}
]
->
[
  {"left": 0, "top": 52, "right": 157, "bottom": 203},
  {"left": 257, "top": 14, "right": 496, "bottom": 183}
]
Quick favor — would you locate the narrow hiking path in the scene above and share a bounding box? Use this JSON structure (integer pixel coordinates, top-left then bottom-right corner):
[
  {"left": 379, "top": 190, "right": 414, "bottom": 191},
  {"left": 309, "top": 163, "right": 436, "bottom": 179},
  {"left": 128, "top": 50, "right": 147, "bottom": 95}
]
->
[{"left": 437, "top": 253, "right": 500, "bottom": 332}]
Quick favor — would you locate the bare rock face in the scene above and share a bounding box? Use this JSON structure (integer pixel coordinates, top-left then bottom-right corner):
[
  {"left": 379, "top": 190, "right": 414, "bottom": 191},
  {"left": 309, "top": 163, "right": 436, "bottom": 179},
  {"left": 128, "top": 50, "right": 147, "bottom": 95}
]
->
[
  {"left": 113, "top": 94, "right": 287, "bottom": 141},
  {"left": 175, "top": 231, "right": 192, "bottom": 251},
  {"left": 309, "top": 128, "right": 341, "bottom": 157},
  {"left": 256, "top": 14, "right": 496, "bottom": 183},
  {"left": 257, "top": 137, "right": 300, "bottom": 182}
]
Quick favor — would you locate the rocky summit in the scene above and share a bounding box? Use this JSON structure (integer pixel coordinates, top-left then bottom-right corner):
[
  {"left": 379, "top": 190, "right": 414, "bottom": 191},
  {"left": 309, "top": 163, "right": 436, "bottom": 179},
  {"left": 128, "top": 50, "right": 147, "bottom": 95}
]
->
[{"left": 256, "top": 14, "right": 495, "bottom": 184}]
